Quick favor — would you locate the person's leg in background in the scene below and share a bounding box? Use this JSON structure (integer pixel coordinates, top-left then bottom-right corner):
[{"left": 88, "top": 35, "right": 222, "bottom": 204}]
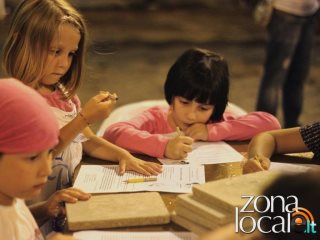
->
[
  {"left": 256, "top": 10, "right": 302, "bottom": 125},
  {"left": 0, "top": 0, "right": 5, "bottom": 20},
  {"left": 282, "top": 14, "right": 317, "bottom": 128}
]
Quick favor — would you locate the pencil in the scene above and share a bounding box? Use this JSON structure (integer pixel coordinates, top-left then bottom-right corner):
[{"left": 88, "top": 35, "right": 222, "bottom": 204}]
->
[
  {"left": 176, "top": 126, "right": 182, "bottom": 136},
  {"left": 108, "top": 93, "right": 118, "bottom": 101},
  {"left": 100, "top": 91, "right": 119, "bottom": 101},
  {"left": 125, "top": 177, "right": 157, "bottom": 183}
]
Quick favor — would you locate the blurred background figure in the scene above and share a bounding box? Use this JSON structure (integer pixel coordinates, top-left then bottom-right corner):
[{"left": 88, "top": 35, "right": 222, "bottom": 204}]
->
[
  {"left": 0, "top": 0, "right": 5, "bottom": 20},
  {"left": 256, "top": 0, "right": 320, "bottom": 128}
]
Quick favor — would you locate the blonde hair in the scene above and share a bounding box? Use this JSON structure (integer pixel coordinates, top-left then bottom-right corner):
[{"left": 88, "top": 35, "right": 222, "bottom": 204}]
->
[{"left": 1, "top": 0, "right": 87, "bottom": 98}]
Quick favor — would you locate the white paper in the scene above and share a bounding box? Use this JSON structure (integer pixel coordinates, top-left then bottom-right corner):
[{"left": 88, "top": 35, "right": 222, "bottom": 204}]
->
[
  {"left": 158, "top": 141, "right": 243, "bottom": 165},
  {"left": 269, "top": 162, "right": 320, "bottom": 173},
  {"left": 73, "top": 231, "right": 198, "bottom": 240},
  {"left": 73, "top": 165, "right": 205, "bottom": 193}
]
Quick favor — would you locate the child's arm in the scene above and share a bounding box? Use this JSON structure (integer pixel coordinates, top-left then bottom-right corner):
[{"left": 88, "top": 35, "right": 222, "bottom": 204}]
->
[
  {"left": 83, "top": 127, "right": 163, "bottom": 175},
  {"left": 243, "top": 127, "right": 308, "bottom": 173},
  {"left": 29, "top": 188, "right": 91, "bottom": 226},
  {"left": 103, "top": 107, "right": 171, "bottom": 158},
  {"left": 205, "top": 111, "right": 281, "bottom": 141},
  {"left": 53, "top": 93, "right": 116, "bottom": 157}
]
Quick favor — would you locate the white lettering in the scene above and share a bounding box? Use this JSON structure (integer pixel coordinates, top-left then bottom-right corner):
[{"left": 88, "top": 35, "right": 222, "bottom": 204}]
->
[
  {"left": 270, "top": 195, "right": 285, "bottom": 212},
  {"left": 271, "top": 216, "right": 286, "bottom": 233},
  {"left": 240, "top": 195, "right": 254, "bottom": 213},
  {"left": 239, "top": 216, "right": 256, "bottom": 234},
  {"left": 257, "top": 216, "right": 272, "bottom": 233},
  {"left": 254, "top": 195, "right": 270, "bottom": 213},
  {"left": 285, "top": 195, "right": 298, "bottom": 212}
]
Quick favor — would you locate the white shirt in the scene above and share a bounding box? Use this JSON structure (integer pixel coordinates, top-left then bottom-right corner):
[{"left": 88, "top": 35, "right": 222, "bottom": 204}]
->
[{"left": 0, "top": 199, "right": 44, "bottom": 240}]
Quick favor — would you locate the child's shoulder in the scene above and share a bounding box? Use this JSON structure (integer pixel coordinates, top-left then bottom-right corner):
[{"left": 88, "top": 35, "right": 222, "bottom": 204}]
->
[
  {"left": 143, "top": 105, "right": 169, "bottom": 118},
  {"left": 41, "top": 90, "right": 80, "bottom": 112}
]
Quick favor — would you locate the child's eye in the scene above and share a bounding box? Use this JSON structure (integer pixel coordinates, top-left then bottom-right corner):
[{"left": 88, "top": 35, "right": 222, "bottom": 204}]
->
[
  {"left": 28, "top": 154, "right": 40, "bottom": 161},
  {"left": 199, "top": 105, "right": 213, "bottom": 111},
  {"left": 49, "top": 49, "right": 60, "bottom": 56},
  {"left": 68, "top": 52, "right": 76, "bottom": 57},
  {"left": 179, "top": 98, "right": 190, "bottom": 105}
]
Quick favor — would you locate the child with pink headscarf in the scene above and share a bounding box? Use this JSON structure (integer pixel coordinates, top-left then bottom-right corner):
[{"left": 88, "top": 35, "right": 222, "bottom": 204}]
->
[{"left": 0, "top": 79, "right": 90, "bottom": 240}]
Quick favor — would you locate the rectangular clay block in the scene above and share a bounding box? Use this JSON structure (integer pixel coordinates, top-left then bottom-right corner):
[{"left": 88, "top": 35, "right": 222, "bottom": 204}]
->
[
  {"left": 171, "top": 211, "right": 211, "bottom": 236},
  {"left": 192, "top": 171, "right": 281, "bottom": 212},
  {"left": 66, "top": 192, "right": 170, "bottom": 230},
  {"left": 176, "top": 194, "right": 232, "bottom": 226}
]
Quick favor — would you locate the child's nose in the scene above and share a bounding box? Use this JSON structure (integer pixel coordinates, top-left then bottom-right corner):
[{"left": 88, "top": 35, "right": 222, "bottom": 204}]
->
[
  {"left": 186, "top": 110, "right": 196, "bottom": 121},
  {"left": 58, "top": 55, "right": 70, "bottom": 69},
  {"left": 39, "top": 155, "right": 53, "bottom": 177}
]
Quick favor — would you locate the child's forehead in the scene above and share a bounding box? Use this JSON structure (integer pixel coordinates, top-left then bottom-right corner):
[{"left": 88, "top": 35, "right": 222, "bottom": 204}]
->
[
  {"left": 175, "top": 96, "right": 213, "bottom": 105},
  {"left": 50, "top": 23, "right": 80, "bottom": 48}
]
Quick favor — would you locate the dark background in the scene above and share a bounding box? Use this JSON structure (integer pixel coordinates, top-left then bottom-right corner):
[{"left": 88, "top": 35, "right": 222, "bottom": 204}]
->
[{"left": 1, "top": 0, "right": 319, "bottom": 131}]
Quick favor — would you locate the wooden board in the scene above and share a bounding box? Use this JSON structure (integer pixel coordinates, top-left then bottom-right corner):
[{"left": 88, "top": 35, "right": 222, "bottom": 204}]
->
[
  {"left": 192, "top": 171, "right": 281, "bottom": 212},
  {"left": 66, "top": 192, "right": 170, "bottom": 230}
]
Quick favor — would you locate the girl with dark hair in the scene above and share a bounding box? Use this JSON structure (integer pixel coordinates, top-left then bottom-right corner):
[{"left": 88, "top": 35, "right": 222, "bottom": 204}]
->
[{"left": 104, "top": 48, "right": 281, "bottom": 160}]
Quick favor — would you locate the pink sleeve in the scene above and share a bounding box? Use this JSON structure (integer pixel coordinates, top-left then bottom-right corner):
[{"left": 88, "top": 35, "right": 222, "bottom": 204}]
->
[
  {"left": 207, "top": 111, "right": 281, "bottom": 141},
  {"left": 103, "top": 107, "right": 170, "bottom": 158}
]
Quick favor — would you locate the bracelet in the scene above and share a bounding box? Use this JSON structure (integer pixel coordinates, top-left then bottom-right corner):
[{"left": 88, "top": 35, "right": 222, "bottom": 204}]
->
[{"left": 78, "top": 112, "right": 90, "bottom": 126}]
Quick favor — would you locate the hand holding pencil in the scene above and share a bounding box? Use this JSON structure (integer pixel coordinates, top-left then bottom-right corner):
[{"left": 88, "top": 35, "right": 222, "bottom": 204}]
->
[
  {"left": 164, "top": 127, "right": 193, "bottom": 160},
  {"left": 79, "top": 91, "right": 118, "bottom": 125}
]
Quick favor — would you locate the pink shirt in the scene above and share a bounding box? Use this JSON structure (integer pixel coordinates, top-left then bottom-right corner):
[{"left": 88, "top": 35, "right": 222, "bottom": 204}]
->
[
  {"left": 40, "top": 90, "right": 81, "bottom": 112},
  {"left": 103, "top": 106, "right": 281, "bottom": 158}
]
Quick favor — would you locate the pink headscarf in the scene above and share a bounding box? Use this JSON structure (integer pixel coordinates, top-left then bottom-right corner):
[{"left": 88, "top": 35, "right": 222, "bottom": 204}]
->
[{"left": 0, "top": 78, "right": 59, "bottom": 154}]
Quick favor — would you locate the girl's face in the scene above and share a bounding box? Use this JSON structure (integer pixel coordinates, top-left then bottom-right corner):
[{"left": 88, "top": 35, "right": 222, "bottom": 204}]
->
[
  {"left": 169, "top": 96, "right": 214, "bottom": 131},
  {"left": 0, "top": 150, "right": 53, "bottom": 205},
  {"left": 41, "top": 23, "right": 80, "bottom": 86}
]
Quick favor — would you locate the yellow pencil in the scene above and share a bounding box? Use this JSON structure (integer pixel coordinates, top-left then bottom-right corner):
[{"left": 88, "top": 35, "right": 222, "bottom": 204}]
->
[
  {"left": 126, "top": 177, "right": 157, "bottom": 183},
  {"left": 100, "top": 91, "right": 119, "bottom": 101},
  {"left": 176, "top": 126, "right": 182, "bottom": 136}
]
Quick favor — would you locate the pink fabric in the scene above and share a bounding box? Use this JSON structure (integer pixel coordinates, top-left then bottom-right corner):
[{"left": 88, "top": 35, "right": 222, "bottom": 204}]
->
[
  {"left": 0, "top": 78, "right": 59, "bottom": 154},
  {"left": 40, "top": 90, "right": 81, "bottom": 112},
  {"left": 104, "top": 106, "right": 281, "bottom": 158}
]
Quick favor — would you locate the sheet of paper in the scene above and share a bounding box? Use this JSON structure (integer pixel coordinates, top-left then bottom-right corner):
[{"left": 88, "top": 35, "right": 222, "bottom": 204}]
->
[
  {"left": 73, "top": 165, "right": 205, "bottom": 193},
  {"left": 158, "top": 141, "right": 243, "bottom": 165},
  {"left": 73, "top": 231, "right": 199, "bottom": 240},
  {"left": 269, "top": 162, "right": 320, "bottom": 173}
]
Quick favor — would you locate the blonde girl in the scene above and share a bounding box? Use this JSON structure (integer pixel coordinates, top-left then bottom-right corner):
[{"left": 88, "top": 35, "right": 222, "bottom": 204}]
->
[{"left": 2, "top": 0, "right": 162, "bottom": 202}]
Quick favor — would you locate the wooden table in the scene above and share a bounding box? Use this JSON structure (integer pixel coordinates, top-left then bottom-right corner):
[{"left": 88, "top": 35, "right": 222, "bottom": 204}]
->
[
  {"left": 72, "top": 141, "right": 314, "bottom": 232},
  {"left": 71, "top": 141, "right": 248, "bottom": 232}
]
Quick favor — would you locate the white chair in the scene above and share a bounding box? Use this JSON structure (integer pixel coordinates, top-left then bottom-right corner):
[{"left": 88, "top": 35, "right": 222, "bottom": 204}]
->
[{"left": 97, "top": 100, "right": 247, "bottom": 137}]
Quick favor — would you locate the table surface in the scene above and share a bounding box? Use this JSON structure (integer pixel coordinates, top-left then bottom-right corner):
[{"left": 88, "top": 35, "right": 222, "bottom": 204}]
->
[{"left": 72, "top": 141, "right": 314, "bottom": 232}]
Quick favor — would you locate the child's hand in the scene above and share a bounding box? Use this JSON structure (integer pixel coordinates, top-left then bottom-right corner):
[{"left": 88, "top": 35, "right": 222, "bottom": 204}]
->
[
  {"left": 184, "top": 123, "right": 208, "bottom": 141},
  {"left": 165, "top": 135, "right": 193, "bottom": 160},
  {"left": 118, "top": 154, "right": 163, "bottom": 176},
  {"left": 45, "top": 188, "right": 91, "bottom": 217},
  {"left": 81, "top": 92, "right": 117, "bottom": 124},
  {"left": 242, "top": 155, "right": 271, "bottom": 174}
]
